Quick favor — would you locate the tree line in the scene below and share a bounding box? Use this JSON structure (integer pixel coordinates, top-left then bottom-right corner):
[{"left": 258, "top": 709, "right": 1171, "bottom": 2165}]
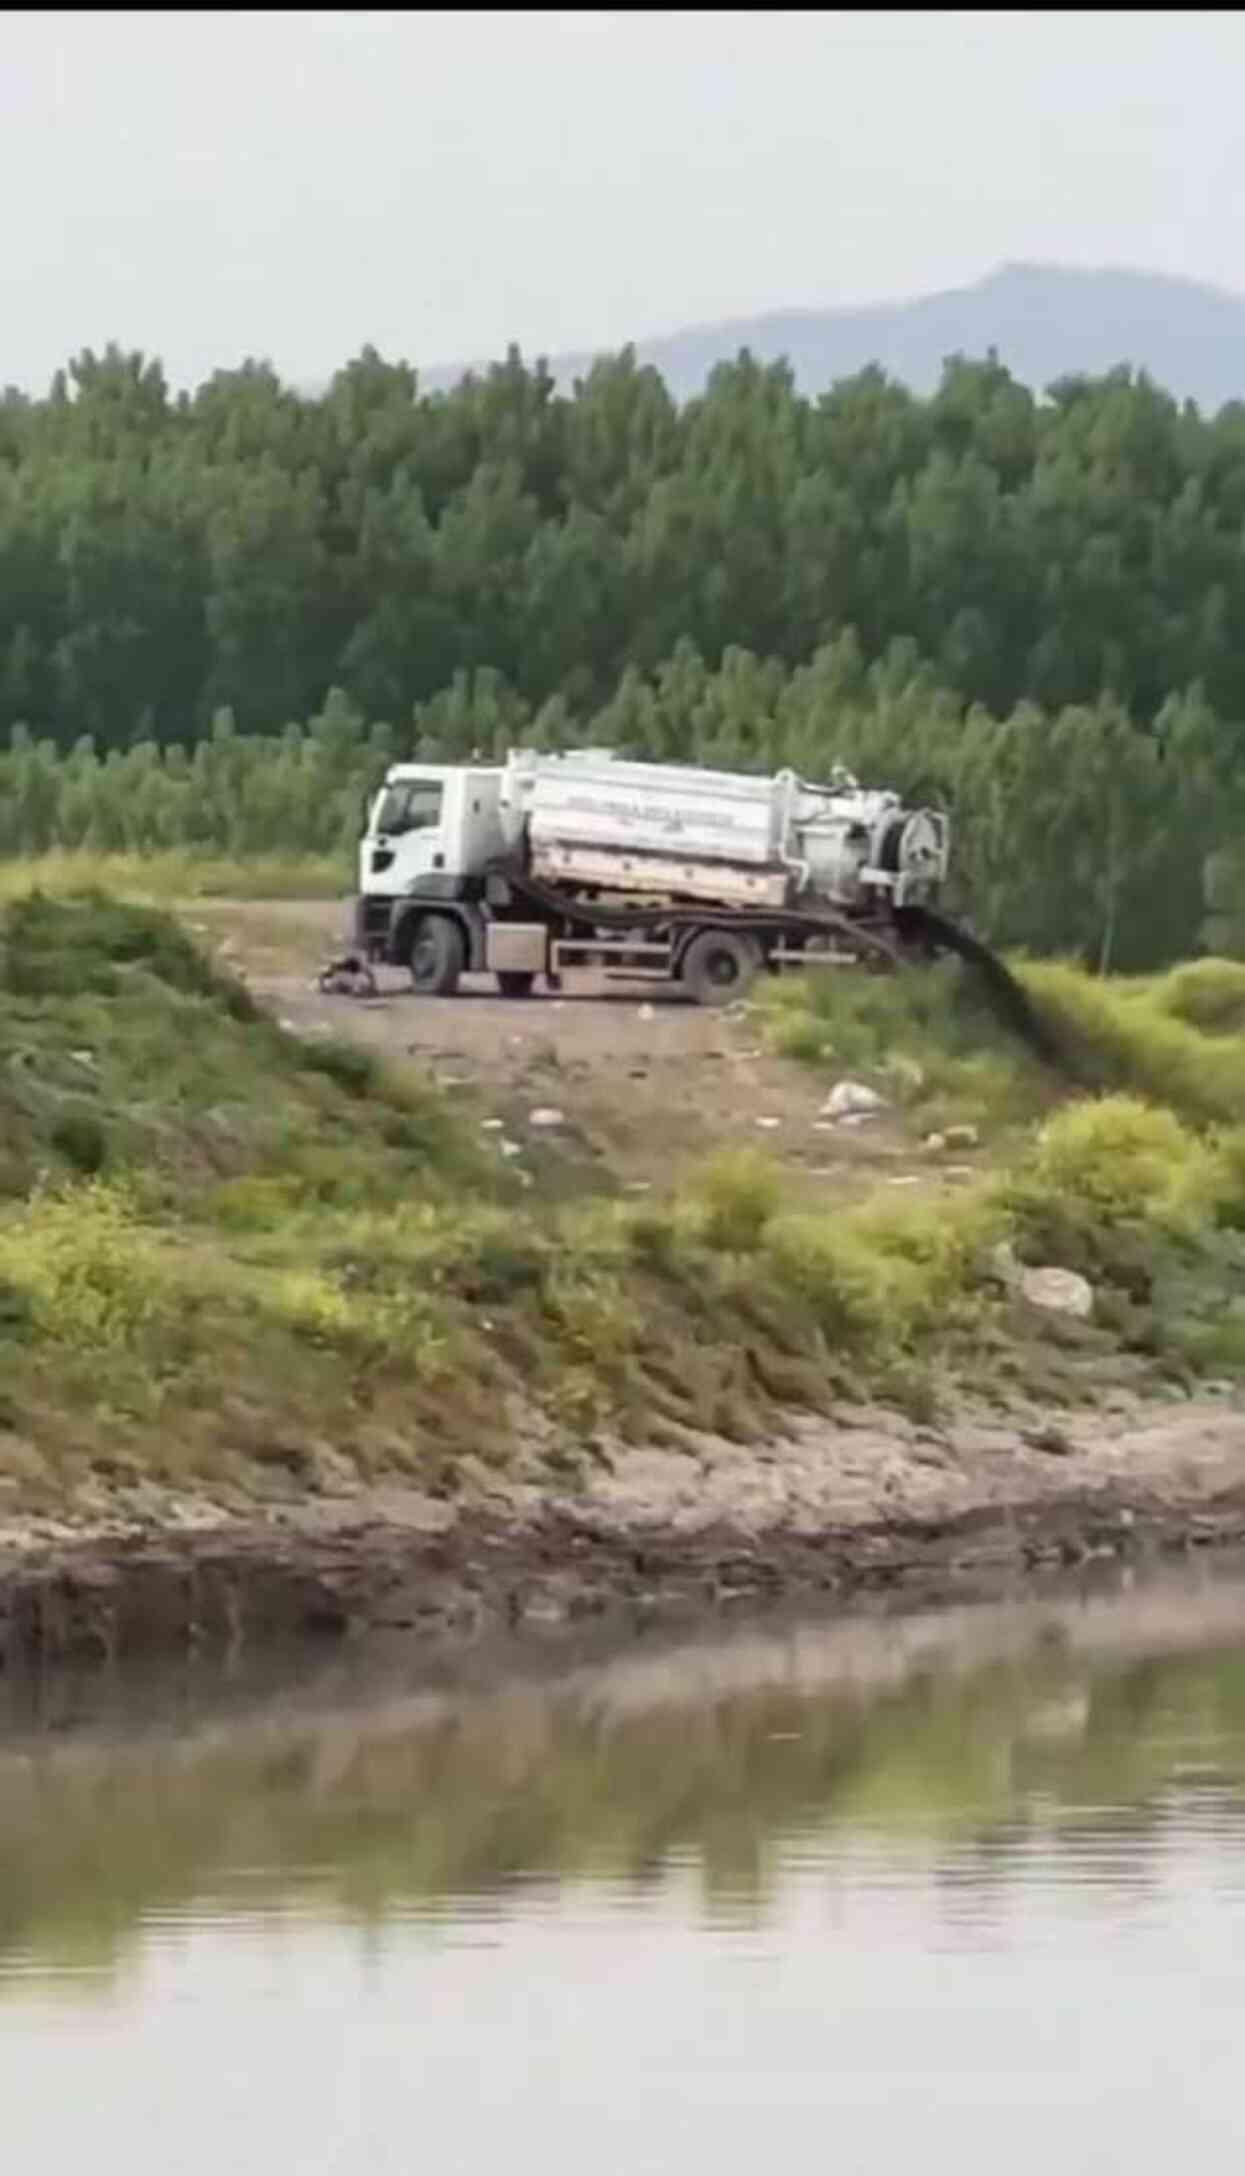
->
[
  {"left": 5, "top": 337, "right": 1245, "bottom": 964},
  {"left": 0, "top": 645, "right": 1228, "bottom": 972}
]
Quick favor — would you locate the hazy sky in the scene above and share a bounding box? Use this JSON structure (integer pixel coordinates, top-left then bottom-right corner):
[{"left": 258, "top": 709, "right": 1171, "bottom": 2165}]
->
[{"left": 7, "top": 9, "right": 1245, "bottom": 392}]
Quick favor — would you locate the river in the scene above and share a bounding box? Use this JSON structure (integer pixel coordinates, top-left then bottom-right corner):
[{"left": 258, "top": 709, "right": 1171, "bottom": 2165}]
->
[{"left": 5, "top": 1558, "right": 1245, "bottom": 2170}]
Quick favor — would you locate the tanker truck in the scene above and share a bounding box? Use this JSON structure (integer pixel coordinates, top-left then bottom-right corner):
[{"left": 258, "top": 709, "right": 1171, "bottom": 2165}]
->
[{"left": 352, "top": 749, "right": 951, "bottom": 1005}]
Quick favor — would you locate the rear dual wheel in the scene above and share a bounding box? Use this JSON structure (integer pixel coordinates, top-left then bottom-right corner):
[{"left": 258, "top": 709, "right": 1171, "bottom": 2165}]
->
[{"left": 680, "top": 928, "right": 763, "bottom": 1007}]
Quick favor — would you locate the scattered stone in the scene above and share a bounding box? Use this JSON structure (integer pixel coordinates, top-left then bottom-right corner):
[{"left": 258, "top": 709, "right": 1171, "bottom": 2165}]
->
[
  {"left": 754, "top": 1116, "right": 781, "bottom": 1130},
  {"left": 500, "top": 1139, "right": 523, "bottom": 1159},
  {"left": 638, "top": 1004, "right": 655, "bottom": 1021},
  {"left": 624, "top": 1180, "right": 652, "bottom": 1194},
  {"left": 923, "top": 1131, "right": 947, "bottom": 1153},
  {"left": 1023, "top": 1420, "right": 1074, "bottom": 1457},
  {"left": 811, "top": 1120, "right": 836, "bottom": 1134},
  {"left": 943, "top": 1123, "right": 980, "bottom": 1151},
  {"left": 480, "top": 1118, "right": 504, "bottom": 1133},
  {"left": 69, "top": 1048, "right": 96, "bottom": 1068},
  {"left": 1020, "top": 1266, "right": 1094, "bottom": 1320},
  {"left": 823, "top": 1081, "right": 887, "bottom": 1120},
  {"left": 528, "top": 1106, "right": 565, "bottom": 1129},
  {"left": 888, "top": 1174, "right": 921, "bottom": 1187}
]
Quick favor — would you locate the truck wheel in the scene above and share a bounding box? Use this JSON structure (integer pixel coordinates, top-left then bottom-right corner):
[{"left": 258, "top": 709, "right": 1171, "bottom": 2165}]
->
[
  {"left": 409, "top": 915, "right": 465, "bottom": 996},
  {"left": 496, "top": 971, "right": 535, "bottom": 998},
  {"left": 680, "top": 928, "right": 763, "bottom": 1007}
]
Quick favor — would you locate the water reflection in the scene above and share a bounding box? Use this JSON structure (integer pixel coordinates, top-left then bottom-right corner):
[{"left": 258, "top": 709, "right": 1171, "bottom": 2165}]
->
[{"left": 4, "top": 1558, "right": 1245, "bottom": 1983}]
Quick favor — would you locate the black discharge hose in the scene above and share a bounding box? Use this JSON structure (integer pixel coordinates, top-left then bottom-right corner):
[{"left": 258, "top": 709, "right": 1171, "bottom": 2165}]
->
[
  {"left": 896, "top": 905, "right": 1064, "bottom": 1070},
  {"left": 500, "top": 861, "right": 1064, "bottom": 1073}
]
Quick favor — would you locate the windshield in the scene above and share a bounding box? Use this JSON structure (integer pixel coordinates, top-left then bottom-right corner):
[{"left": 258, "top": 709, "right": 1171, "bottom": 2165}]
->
[{"left": 375, "top": 780, "right": 443, "bottom": 838}]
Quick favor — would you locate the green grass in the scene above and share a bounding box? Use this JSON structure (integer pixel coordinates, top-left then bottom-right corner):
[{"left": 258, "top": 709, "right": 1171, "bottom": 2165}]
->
[{"left": 0, "top": 849, "right": 348, "bottom": 903}]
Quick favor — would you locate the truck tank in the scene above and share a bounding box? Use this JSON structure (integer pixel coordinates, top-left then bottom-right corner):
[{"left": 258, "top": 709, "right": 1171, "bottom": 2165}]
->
[{"left": 510, "top": 752, "right": 948, "bottom": 913}]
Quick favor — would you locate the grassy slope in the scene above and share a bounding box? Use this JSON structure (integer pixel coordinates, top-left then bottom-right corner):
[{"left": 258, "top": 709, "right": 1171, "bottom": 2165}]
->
[
  {"left": 0, "top": 850, "right": 348, "bottom": 904},
  {"left": 3, "top": 895, "right": 1245, "bottom": 1516}
]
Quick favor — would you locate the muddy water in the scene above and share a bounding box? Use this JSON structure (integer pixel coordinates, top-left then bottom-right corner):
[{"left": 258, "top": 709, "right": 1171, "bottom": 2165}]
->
[{"left": 6, "top": 1565, "right": 1245, "bottom": 2171}]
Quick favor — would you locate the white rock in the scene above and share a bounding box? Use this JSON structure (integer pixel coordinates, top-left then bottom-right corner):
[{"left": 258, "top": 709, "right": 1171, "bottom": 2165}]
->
[
  {"left": 754, "top": 1116, "right": 782, "bottom": 1130},
  {"left": 500, "top": 1139, "right": 523, "bottom": 1159},
  {"left": 888, "top": 1175, "right": 921, "bottom": 1187},
  {"left": 924, "top": 1132, "right": 947, "bottom": 1154},
  {"left": 480, "top": 1118, "right": 504, "bottom": 1132},
  {"left": 823, "top": 1080, "right": 887, "bottom": 1120},
  {"left": 528, "top": 1106, "right": 565, "bottom": 1129},
  {"left": 638, "top": 1004, "right": 655, "bottom": 1021},
  {"left": 1020, "top": 1266, "right": 1094, "bottom": 1320}
]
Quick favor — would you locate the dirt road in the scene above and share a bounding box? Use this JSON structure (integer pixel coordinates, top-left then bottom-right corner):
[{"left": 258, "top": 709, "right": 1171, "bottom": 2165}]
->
[{"left": 188, "top": 897, "right": 948, "bottom": 1196}]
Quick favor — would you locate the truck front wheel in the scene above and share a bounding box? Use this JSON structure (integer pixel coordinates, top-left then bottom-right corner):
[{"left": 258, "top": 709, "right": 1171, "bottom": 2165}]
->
[
  {"left": 680, "top": 928, "right": 763, "bottom": 1007},
  {"left": 408, "top": 914, "right": 465, "bottom": 996}
]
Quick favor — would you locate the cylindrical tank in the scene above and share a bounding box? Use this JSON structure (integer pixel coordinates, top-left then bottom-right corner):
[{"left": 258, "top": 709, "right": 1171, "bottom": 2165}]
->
[{"left": 501, "top": 750, "right": 948, "bottom": 911}]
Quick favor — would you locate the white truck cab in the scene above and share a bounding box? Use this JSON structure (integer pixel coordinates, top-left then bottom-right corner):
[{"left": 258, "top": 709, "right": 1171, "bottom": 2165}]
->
[{"left": 362, "top": 764, "right": 510, "bottom": 895}]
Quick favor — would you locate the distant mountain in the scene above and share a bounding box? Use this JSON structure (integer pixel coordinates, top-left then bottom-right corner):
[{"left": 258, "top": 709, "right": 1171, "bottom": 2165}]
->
[{"left": 417, "top": 263, "right": 1245, "bottom": 410}]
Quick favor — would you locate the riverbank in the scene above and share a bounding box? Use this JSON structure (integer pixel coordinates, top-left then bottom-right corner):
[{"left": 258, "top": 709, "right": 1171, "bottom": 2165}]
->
[
  {"left": 4, "top": 1386, "right": 1244, "bottom": 1665},
  {"left": 4, "top": 886, "right": 1245, "bottom": 1666}
]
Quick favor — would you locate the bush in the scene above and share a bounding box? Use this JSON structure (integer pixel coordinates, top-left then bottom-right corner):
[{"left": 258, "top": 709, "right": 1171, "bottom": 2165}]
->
[
  {"left": 0, "top": 889, "right": 257, "bottom": 1019},
  {"left": 1019, "top": 962, "right": 1245, "bottom": 1125},
  {"left": 0, "top": 1183, "right": 174, "bottom": 1349},
  {"left": 1157, "top": 957, "right": 1245, "bottom": 1035},
  {"left": 762, "top": 1213, "right": 902, "bottom": 1349},
  {"left": 685, "top": 1148, "right": 784, "bottom": 1253},
  {"left": 995, "top": 1096, "right": 1216, "bottom": 1292}
]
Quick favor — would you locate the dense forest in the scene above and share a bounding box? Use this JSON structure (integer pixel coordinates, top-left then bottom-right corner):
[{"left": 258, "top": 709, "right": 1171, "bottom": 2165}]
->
[{"left": 5, "top": 338, "right": 1245, "bottom": 966}]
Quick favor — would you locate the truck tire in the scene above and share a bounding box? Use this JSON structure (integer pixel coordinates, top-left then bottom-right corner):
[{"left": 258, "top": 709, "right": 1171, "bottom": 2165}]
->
[
  {"left": 496, "top": 971, "right": 536, "bottom": 998},
  {"left": 408, "top": 914, "right": 465, "bottom": 996},
  {"left": 680, "top": 928, "right": 763, "bottom": 1007}
]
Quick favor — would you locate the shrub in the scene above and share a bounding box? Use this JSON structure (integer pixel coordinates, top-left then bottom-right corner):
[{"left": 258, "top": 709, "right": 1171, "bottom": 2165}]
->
[
  {"left": 761, "top": 1214, "right": 910, "bottom": 1351},
  {"left": 0, "top": 1183, "right": 173, "bottom": 1349},
  {"left": 1018, "top": 1096, "right": 1204, "bottom": 1225},
  {"left": 686, "top": 1147, "right": 784, "bottom": 1253},
  {"left": 1157, "top": 958, "right": 1245, "bottom": 1035},
  {"left": 1018, "top": 962, "right": 1245, "bottom": 1125}
]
